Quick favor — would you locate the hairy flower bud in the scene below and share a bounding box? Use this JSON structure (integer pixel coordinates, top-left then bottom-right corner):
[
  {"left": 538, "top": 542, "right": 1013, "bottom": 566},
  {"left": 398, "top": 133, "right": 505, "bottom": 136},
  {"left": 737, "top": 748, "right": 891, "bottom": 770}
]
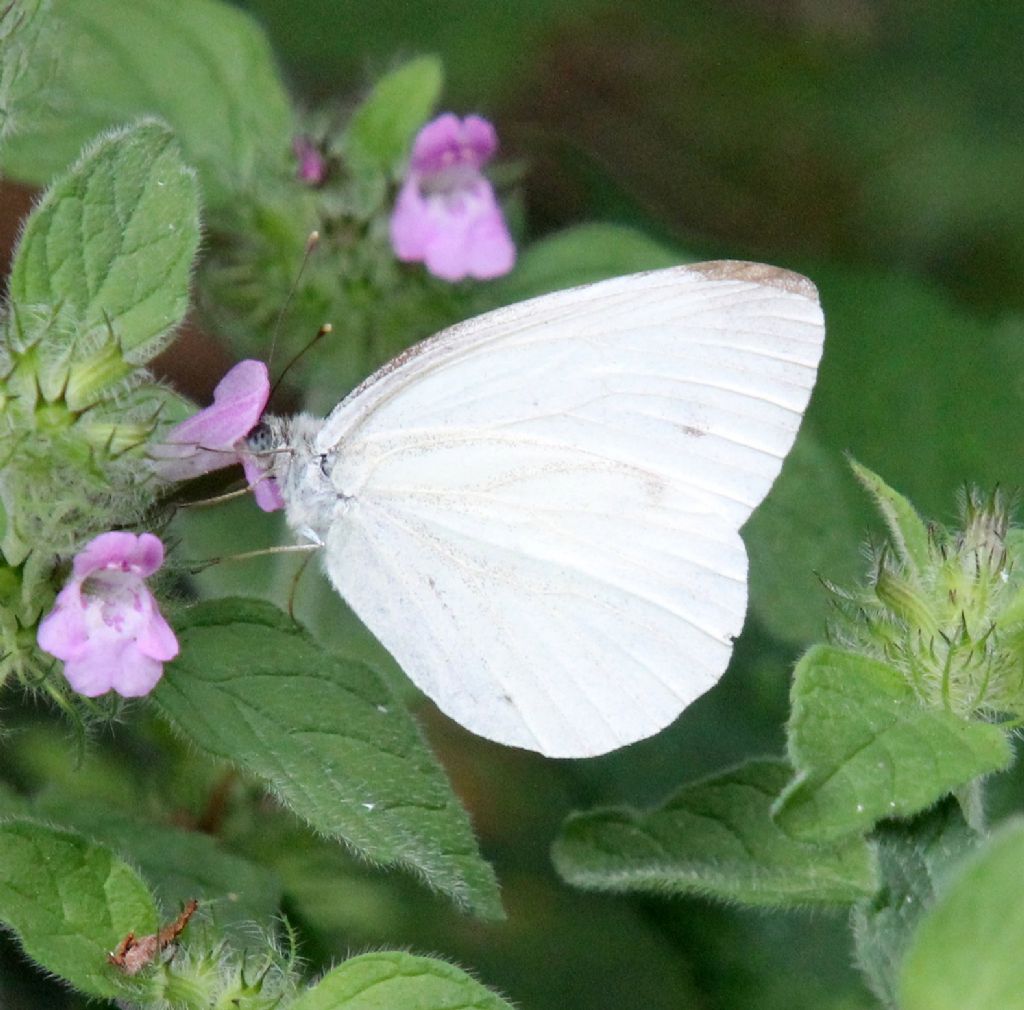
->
[
  {"left": 64, "top": 340, "right": 134, "bottom": 411},
  {"left": 830, "top": 469, "right": 1024, "bottom": 718}
]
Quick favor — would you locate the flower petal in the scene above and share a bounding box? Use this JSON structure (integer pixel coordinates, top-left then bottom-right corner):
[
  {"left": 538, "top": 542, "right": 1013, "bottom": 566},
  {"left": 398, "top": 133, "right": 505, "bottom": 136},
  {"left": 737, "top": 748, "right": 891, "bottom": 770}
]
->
[
  {"left": 411, "top": 112, "right": 466, "bottom": 173},
  {"left": 389, "top": 177, "right": 436, "bottom": 261},
  {"left": 72, "top": 531, "right": 141, "bottom": 579},
  {"left": 461, "top": 115, "right": 499, "bottom": 164},
  {"left": 127, "top": 533, "right": 165, "bottom": 577},
  {"left": 136, "top": 601, "right": 179, "bottom": 662},
  {"left": 111, "top": 651, "right": 166, "bottom": 698},
  {"left": 37, "top": 588, "right": 88, "bottom": 661},
  {"left": 241, "top": 454, "right": 285, "bottom": 512},
  {"left": 151, "top": 360, "right": 270, "bottom": 481},
  {"left": 62, "top": 644, "right": 120, "bottom": 697},
  {"left": 460, "top": 192, "right": 516, "bottom": 280},
  {"left": 422, "top": 182, "right": 515, "bottom": 281},
  {"left": 412, "top": 113, "right": 498, "bottom": 173}
]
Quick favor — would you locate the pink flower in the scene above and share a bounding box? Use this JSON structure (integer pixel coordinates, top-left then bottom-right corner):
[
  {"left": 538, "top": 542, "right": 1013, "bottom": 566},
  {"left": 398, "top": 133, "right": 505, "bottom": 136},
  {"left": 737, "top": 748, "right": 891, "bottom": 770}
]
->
[
  {"left": 150, "top": 359, "right": 284, "bottom": 512},
  {"left": 37, "top": 532, "right": 179, "bottom": 698},
  {"left": 293, "top": 136, "right": 326, "bottom": 185},
  {"left": 389, "top": 113, "right": 515, "bottom": 282}
]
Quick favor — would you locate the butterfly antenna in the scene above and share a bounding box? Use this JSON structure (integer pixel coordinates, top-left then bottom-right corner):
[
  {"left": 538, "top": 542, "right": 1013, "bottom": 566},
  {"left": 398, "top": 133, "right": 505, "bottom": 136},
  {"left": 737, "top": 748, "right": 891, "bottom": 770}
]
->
[
  {"left": 269, "top": 322, "right": 333, "bottom": 403},
  {"left": 267, "top": 229, "right": 321, "bottom": 371}
]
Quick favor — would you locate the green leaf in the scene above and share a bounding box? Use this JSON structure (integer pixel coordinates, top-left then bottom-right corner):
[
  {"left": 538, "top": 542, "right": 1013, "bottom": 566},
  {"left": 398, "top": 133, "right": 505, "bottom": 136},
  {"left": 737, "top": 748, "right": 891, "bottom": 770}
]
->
[
  {"left": 774, "top": 646, "right": 1011, "bottom": 841},
  {"left": 32, "top": 795, "right": 281, "bottom": 941},
  {"left": 492, "top": 222, "right": 685, "bottom": 304},
  {"left": 747, "top": 264, "right": 1024, "bottom": 648},
  {"left": 291, "top": 951, "right": 513, "bottom": 1010},
  {"left": 851, "top": 798, "right": 978, "bottom": 1007},
  {"left": 8, "top": 120, "right": 200, "bottom": 362},
  {"left": 345, "top": 56, "right": 444, "bottom": 173},
  {"left": 901, "top": 819, "right": 1024, "bottom": 1010},
  {"left": 0, "top": 781, "right": 31, "bottom": 818},
  {"left": 0, "top": 818, "right": 156, "bottom": 999},
  {"left": 848, "top": 459, "right": 931, "bottom": 575},
  {"left": 745, "top": 434, "right": 867, "bottom": 645},
  {"left": 0, "top": 0, "right": 294, "bottom": 206},
  {"left": 155, "top": 598, "right": 503, "bottom": 920},
  {"left": 553, "top": 758, "right": 876, "bottom": 907},
  {"left": 0, "top": 0, "right": 54, "bottom": 149}
]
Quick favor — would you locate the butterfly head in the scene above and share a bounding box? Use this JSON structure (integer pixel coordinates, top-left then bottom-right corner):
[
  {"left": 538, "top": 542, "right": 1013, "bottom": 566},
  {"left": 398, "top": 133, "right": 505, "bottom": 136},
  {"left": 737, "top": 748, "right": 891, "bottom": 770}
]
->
[{"left": 244, "top": 414, "right": 337, "bottom": 544}]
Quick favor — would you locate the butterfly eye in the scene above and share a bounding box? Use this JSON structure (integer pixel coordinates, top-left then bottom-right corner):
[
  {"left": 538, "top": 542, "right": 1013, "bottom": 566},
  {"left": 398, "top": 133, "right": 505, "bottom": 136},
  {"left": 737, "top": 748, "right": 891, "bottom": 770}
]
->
[{"left": 246, "top": 421, "right": 274, "bottom": 454}]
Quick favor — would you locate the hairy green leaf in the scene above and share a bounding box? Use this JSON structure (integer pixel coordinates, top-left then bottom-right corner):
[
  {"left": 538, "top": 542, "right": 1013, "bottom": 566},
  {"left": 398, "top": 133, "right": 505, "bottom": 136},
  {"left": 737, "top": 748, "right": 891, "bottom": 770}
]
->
[
  {"left": 0, "top": 0, "right": 54, "bottom": 149},
  {"left": 291, "top": 951, "right": 513, "bottom": 1010},
  {"left": 553, "top": 758, "right": 876, "bottom": 906},
  {"left": 0, "top": 818, "right": 156, "bottom": 998},
  {"left": 848, "top": 459, "right": 931, "bottom": 575},
  {"left": 8, "top": 120, "right": 199, "bottom": 362},
  {"left": 775, "top": 646, "right": 1010, "bottom": 841},
  {"left": 0, "top": 0, "right": 293, "bottom": 205},
  {"left": 155, "top": 598, "right": 503, "bottom": 920},
  {"left": 745, "top": 434, "right": 867, "bottom": 645},
  {"left": 33, "top": 796, "right": 281, "bottom": 940},
  {"left": 346, "top": 56, "right": 444, "bottom": 173},
  {"left": 852, "top": 799, "right": 978, "bottom": 1007},
  {"left": 901, "top": 819, "right": 1024, "bottom": 1010}
]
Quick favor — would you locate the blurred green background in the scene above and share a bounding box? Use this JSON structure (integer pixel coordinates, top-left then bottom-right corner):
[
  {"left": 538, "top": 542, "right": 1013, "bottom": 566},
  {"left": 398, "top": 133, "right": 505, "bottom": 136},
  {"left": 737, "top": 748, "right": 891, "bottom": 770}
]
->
[{"left": 5, "top": 2, "right": 1024, "bottom": 1008}]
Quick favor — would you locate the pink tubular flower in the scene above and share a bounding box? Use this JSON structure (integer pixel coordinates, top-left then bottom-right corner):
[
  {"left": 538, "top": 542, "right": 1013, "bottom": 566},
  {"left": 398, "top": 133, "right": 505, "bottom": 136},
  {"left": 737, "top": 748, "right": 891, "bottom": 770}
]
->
[
  {"left": 293, "top": 136, "right": 326, "bottom": 185},
  {"left": 150, "top": 359, "right": 284, "bottom": 512},
  {"left": 37, "top": 532, "right": 179, "bottom": 698},
  {"left": 389, "top": 113, "right": 516, "bottom": 282}
]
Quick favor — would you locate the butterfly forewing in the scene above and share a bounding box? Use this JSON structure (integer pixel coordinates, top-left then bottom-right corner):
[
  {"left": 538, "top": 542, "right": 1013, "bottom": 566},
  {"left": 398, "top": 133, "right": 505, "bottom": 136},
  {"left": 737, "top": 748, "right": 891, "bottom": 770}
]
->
[{"left": 311, "top": 262, "right": 824, "bottom": 756}]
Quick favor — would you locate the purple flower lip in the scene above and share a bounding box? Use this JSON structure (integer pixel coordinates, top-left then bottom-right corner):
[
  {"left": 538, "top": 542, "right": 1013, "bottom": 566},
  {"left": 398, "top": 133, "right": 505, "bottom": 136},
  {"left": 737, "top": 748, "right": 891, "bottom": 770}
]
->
[
  {"left": 390, "top": 113, "right": 515, "bottom": 283},
  {"left": 37, "top": 532, "right": 178, "bottom": 699},
  {"left": 411, "top": 113, "right": 497, "bottom": 174},
  {"left": 150, "top": 359, "right": 284, "bottom": 513}
]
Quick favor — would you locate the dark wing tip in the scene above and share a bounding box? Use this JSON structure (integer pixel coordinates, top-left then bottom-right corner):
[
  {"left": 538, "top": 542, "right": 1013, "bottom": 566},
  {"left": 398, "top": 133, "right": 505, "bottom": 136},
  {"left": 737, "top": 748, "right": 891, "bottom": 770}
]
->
[{"left": 684, "top": 260, "right": 820, "bottom": 303}]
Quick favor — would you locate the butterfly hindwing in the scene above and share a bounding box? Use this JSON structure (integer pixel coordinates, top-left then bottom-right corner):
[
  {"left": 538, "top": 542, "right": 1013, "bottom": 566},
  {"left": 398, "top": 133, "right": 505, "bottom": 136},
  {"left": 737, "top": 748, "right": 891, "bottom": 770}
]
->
[{"left": 313, "top": 263, "right": 824, "bottom": 756}]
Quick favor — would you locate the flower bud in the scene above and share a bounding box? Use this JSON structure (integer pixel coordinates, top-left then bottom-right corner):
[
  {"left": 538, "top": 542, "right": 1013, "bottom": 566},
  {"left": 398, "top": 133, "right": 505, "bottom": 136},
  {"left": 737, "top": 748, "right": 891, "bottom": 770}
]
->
[
  {"left": 80, "top": 420, "right": 154, "bottom": 457},
  {"left": 831, "top": 468, "right": 1024, "bottom": 718},
  {"left": 65, "top": 340, "right": 133, "bottom": 411},
  {"left": 874, "top": 564, "right": 938, "bottom": 637}
]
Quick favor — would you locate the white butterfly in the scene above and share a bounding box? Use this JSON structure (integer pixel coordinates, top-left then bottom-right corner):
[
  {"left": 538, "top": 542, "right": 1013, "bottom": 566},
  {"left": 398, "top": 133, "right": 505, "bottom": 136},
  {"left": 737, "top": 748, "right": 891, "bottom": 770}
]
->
[{"left": 251, "top": 262, "right": 825, "bottom": 758}]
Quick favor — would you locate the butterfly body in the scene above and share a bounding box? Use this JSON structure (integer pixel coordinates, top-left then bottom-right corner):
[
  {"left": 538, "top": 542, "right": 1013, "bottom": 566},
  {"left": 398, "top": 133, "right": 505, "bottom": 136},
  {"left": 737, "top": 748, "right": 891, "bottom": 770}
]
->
[{"left": 251, "top": 262, "right": 825, "bottom": 757}]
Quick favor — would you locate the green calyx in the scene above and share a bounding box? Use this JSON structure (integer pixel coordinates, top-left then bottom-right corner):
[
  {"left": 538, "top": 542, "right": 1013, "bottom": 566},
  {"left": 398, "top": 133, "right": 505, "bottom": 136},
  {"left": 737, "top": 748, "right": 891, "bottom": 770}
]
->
[
  {"left": 65, "top": 340, "right": 135, "bottom": 410},
  {"left": 137, "top": 941, "right": 298, "bottom": 1010},
  {"left": 1, "top": 315, "right": 160, "bottom": 545},
  {"left": 0, "top": 556, "right": 54, "bottom": 691},
  {"left": 831, "top": 464, "right": 1024, "bottom": 719}
]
